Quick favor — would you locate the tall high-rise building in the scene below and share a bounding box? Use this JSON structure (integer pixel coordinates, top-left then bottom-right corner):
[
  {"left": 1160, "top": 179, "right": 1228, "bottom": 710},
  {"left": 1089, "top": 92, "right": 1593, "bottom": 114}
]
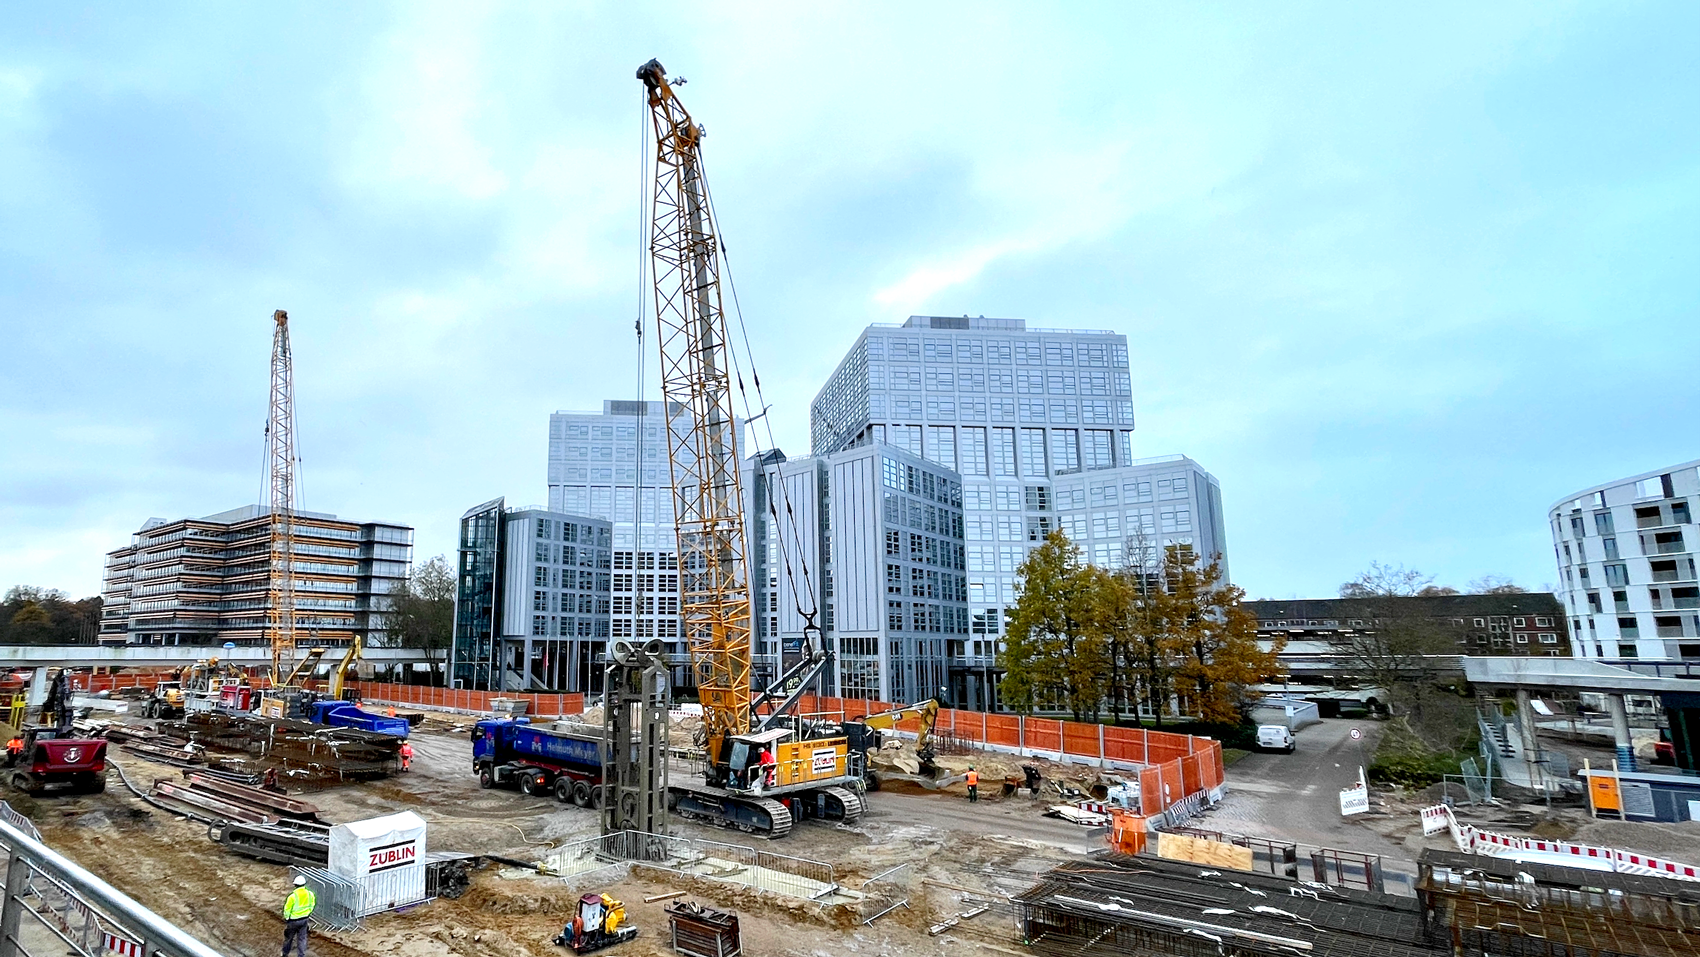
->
[
  {"left": 811, "top": 316, "right": 1228, "bottom": 706},
  {"left": 547, "top": 400, "right": 734, "bottom": 689},
  {"left": 100, "top": 505, "right": 412, "bottom": 651},
  {"left": 449, "top": 498, "right": 612, "bottom": 692},
  {"left": 747, "top": 443, "right": 967, "bottom": 705}
]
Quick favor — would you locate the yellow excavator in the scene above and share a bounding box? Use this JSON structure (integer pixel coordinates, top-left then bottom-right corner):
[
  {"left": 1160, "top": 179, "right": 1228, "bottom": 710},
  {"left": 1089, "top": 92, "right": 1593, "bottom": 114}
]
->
[{"left": 852, "top": 699, "right": 943, "bottom": 788}]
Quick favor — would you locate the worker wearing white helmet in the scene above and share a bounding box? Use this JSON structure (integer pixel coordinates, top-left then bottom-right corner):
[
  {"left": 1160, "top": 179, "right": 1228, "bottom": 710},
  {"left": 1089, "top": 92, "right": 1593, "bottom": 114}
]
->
[{"left": 281, "top": 875, "right": 315, "bottom": 957}]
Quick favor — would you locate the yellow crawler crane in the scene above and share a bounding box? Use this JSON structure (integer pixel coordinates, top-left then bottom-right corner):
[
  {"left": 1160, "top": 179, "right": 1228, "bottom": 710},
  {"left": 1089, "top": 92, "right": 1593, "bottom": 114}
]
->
[{"left": 639, "top": 58, "right": 863, "bottom": 837}]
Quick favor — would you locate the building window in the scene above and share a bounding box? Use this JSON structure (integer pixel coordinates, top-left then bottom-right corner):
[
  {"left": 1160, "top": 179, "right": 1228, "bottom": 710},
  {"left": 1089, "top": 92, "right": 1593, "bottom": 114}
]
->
[
  {"left": 1535, "top": 617, "right": 1552, "bottom": 627},
  {"left": 1618, "top": 643, "right": 1638, "bottom": 658},
  {"left": 1538, "top": 633, "right": 1557, "bottom": 644}
]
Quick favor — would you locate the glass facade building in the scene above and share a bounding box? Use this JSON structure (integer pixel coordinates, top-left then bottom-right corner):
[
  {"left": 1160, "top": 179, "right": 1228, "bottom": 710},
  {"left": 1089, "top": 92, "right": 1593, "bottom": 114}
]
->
[
  {"left": 450, "top": 497, "right": 613, "bottom": 692},
  {"left": 546, "top": 400, "right": 738, "bottom": 690},
  {"left": 749, "top": 443, "right": 966, "bottom": 705},
  {"left": 811, "top": 316, "right": 1228, "bottom": 708}
]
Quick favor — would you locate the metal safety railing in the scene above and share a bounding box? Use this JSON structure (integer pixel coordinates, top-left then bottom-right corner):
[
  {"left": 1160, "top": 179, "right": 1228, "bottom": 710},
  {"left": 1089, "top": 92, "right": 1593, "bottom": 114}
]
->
[
  {"left": 291, "top": 868, "right": 363, "bottom": 932},
  {"left": 859, "top": 863, "right": 911, "bottom": 925},
  {"left": 0, "top": 803, "right": 228, "bottom": 957}
]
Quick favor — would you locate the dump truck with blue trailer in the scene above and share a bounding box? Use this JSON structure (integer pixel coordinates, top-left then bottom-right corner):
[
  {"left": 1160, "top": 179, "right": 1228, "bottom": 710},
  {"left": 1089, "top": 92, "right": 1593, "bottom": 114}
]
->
[
  {"left": 472, "top": 719, "right": 605, "bottom": 806},
  {"left": 307, "top": 700, "right": 411, "bottom": 738}
]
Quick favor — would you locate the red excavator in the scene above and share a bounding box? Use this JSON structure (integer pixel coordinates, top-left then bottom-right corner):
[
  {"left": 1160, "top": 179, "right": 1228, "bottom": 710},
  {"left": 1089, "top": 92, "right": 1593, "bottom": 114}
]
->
[{"left": 6, "top": 669, "right": 107, "bottom": 796}]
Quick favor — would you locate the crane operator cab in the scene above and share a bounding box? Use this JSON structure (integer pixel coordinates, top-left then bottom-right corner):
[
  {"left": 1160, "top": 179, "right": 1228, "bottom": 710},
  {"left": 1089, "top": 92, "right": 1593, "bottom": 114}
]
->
[{"left": 726, "top": 727, "right": 790, "bottom": 794}]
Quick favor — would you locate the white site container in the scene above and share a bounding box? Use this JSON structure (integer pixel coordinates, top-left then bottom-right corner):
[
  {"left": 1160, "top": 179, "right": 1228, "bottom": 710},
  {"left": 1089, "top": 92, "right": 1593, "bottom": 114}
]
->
[{"left": 329, "top": 810, "right": 428, "bottom": 916}]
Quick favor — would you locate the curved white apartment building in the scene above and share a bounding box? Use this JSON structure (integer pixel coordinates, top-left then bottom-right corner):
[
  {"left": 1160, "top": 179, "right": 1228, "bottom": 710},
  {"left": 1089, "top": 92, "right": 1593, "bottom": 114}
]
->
[{"left": 1550, "top": 460, "right": 1700, "bottom": 661}]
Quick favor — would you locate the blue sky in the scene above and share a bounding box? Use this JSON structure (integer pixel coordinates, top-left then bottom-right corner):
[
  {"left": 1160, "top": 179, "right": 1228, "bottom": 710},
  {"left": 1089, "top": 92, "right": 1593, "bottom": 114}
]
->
[{"left": 2, "top": 3, "right": 1696, "bottom": 600}]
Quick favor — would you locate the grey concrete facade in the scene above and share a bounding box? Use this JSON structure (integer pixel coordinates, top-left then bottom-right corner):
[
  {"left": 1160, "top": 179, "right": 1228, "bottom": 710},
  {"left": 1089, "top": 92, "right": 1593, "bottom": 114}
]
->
[
  {"left": 449, "top": 498, "right": 612, "bottom": 692},
  {"left": 748, "top": 443, "right": 967, "bottom": 705},
  {"left": 1550, "top": 461, "right": 1700, "bottom": 662}
]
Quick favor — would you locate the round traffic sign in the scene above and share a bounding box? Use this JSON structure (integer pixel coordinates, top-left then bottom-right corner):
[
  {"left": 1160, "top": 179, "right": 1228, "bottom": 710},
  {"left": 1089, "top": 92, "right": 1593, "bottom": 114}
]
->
[{"left": 1350, "top": 728, "right": 1362, "bottom": 740}]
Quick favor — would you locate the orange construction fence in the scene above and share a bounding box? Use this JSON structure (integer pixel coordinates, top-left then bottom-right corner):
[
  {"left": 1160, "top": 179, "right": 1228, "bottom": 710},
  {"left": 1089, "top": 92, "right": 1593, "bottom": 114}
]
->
[
  {"left": 348, "top": 682, "right": 585, "bottom": 718},
  {"left": 790, "top": 693, "right": 1224, "bottom": 816},
  {"left": 72, "top": 671, "right": 1222, "bottom": 816}
]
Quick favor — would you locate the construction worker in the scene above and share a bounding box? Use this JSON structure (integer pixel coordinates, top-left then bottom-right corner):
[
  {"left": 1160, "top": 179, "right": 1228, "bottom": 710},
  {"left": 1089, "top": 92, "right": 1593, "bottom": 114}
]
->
[
  {"left": 386, "top": 705, "right": 397, "bottom": 718},
  {"left": 757, "top": 745, "right": 775, "bottom": 793},
  {"left": 965, "top": 765, "right": 979, "bottom": 803},
  {"left": 398, "top": 740, "right": 414, "bottom": 772},
  {"left": 5, "top": 735, "right": 23, "bottom": 767},
  {"left": 280, "top": 875, "right": 315, "bottom": 957}
]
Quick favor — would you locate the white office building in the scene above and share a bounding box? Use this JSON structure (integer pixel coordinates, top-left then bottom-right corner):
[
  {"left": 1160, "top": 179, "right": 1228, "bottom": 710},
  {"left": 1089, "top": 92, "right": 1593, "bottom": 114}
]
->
[
  {"left": 811, "top": 316, "right": 1228, "bottom": 707},
  {"left": 1550, "top": 461, "right": 1700, "bottom": 661},
  {"left": 748, "top": 443, "right": 967, "bottom": 705}
]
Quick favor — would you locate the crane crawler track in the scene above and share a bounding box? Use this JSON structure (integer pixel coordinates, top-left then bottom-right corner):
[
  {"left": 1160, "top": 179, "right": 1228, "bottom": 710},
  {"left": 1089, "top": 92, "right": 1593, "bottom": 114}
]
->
[
  {"left": 819, "top": 786, "right": 865, "bottom": 824},
  {"left": 670, "top": 786, "right": 794, "bottom": 839}
]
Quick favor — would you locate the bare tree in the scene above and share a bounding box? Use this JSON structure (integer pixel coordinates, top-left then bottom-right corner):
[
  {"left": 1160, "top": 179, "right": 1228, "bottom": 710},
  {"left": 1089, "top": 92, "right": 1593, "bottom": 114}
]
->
[
  {"left": 1467, "top": 574, "right": 1526, "bottom": 595},
  {"left": 1339, "top": 563, "right": 1468, "bottom": 746},
  {"left": 1339, "top": 561, "right": 1434, "bottom": 598},
  {"left": 386, "top": 556, "right": 455, "bottom": 684}
]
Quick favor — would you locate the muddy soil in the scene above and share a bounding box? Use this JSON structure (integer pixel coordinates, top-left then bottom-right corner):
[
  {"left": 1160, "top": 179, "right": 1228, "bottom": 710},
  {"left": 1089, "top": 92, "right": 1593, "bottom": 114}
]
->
[{"left": 20, "top": 721, "right": 1076, "bottom": 956}]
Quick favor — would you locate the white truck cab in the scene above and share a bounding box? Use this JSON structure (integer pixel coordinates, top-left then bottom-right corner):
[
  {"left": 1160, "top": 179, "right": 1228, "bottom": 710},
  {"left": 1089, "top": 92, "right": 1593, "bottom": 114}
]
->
[{"left": 1256, "top": 724, "right": 1295, "bottom": 753}]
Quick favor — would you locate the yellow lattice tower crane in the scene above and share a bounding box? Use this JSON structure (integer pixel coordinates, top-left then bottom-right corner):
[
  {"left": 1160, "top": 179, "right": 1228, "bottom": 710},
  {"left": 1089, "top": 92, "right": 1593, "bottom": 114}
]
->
[
  {"left": 265, "top": 309, "right": 299, "bottom": 686},
  {"left": 637, "top": 59, "right": 865, "bottom": 838}
]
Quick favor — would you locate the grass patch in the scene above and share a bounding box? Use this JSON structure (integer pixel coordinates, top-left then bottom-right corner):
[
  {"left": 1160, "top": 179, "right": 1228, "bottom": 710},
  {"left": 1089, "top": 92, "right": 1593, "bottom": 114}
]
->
[
  {"left": 1222, "top": 748, "right": 1251, "bottom": 767},
  {"left": 1367, "top": 716, "right": 1477, "bottom": 789}
]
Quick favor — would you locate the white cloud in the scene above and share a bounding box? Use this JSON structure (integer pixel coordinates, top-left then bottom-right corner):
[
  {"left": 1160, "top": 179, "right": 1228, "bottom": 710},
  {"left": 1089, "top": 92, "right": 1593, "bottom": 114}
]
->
[{"left": 339, "top": 6, "right": 508, "bottom": 202}]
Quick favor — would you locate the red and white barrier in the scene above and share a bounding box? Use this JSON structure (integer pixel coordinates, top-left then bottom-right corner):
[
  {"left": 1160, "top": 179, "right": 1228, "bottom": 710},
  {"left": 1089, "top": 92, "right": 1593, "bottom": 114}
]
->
[
  {"left": 103, "top": 933, "right": 143, "bottom": 957},
  {"left": 1417, "top": 804, "right": 1700, "bottom": 882}
]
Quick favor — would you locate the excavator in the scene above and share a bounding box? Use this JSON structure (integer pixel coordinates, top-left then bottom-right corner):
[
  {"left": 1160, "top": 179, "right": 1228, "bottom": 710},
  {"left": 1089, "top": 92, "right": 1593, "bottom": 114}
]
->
[
  {"left": 851, "top": 698, "right": 942, "bottom": 787},
  {"left": 639, "top": 58, "right": 864, "bottom": 838}
]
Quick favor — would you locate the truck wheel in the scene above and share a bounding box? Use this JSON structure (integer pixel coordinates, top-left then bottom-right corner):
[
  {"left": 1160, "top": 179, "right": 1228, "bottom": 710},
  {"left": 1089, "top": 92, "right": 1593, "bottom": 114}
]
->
[
  {"left": 520, "top": 771, "right": 545, "bottom": 796},
  {"left": 554, "top": 776, "right": 574, "bottom": 803},
  {"left": 478, "top": 768, "right": 495, "bottom": 790},
  {"left": 589, "top": 785, "right": 604, "bottom": 810},
  {"left": 82, "top": 773, "right": 107, "bottom": 794},
  {"left": 572, "top": 780, "right": 591, "bottom": 808}
]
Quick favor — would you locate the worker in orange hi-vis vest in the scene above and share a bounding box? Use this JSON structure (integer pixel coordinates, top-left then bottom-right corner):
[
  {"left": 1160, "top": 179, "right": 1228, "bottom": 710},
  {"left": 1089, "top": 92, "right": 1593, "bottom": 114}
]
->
[
  {"left": 965, "top": 766, "right": 979, "bottom": 803},
  {"left": 398, "top": 741, "right": 414, "bottom": 772}
]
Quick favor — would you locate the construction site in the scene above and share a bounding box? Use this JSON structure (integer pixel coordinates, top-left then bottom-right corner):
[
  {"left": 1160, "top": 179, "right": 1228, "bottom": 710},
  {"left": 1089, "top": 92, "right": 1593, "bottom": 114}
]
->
[{"left": 3, "top": 56, "right": 1699, "bottom": 957}]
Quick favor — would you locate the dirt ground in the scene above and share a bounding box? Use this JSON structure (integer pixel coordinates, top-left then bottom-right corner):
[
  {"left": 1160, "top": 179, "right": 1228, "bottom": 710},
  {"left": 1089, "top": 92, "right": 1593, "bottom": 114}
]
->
[{"left": 18, "top": 714, "right": 1083, "bottom": 957}]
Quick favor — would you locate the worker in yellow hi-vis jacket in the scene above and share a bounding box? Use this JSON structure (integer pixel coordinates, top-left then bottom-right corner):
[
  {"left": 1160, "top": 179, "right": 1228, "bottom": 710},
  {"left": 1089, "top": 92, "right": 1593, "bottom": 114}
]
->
[{"left": 281, "top": 875, "right": 315, "bottom": 957}]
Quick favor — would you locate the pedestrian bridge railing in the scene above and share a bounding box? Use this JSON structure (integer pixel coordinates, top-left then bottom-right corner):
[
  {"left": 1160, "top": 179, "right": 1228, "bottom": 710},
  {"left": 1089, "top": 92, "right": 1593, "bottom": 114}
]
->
[{"left": 0, "top": 802, "right": 227, "bottom": 957}]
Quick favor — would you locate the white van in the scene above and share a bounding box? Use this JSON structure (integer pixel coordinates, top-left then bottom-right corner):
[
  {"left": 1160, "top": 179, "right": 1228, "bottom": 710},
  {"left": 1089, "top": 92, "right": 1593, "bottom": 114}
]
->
[{"left": 1256, "top": 725, "right": 1295, "bottom": 753}]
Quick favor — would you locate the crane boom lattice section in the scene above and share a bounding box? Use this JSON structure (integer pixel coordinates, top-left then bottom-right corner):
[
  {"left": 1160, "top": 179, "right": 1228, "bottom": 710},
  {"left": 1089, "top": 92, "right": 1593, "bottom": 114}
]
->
[
  {"left": 640, "top": 61, "right": 752, "bottom": 754},
  {"left": 265, "top": 309, "right": 298, "bottom": 682}
]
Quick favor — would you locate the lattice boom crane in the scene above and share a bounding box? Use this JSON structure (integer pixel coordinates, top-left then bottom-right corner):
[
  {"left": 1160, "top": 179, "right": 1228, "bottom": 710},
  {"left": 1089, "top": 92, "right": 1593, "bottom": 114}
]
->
[{"left": 638, "top": 59, "right": 866, "bottom": 838}]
